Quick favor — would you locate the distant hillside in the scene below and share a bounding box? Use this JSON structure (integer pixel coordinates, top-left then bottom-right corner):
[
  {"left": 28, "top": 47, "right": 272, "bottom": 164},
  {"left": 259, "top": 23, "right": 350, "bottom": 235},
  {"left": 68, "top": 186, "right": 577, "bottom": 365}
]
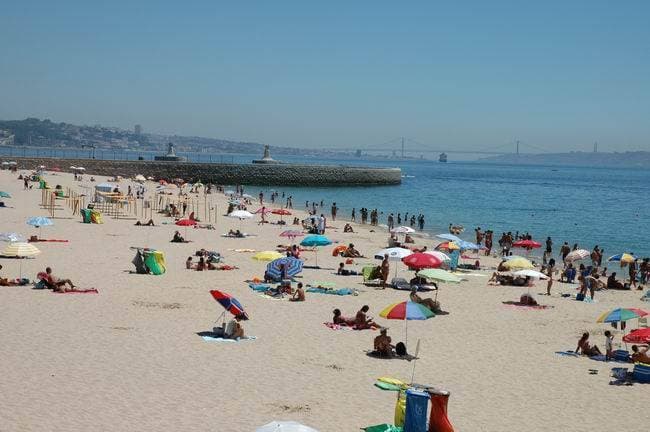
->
[
  {"left": 0, "top": 118, "right": 351, "bottom": 157},
  {"left": 480, "top": 151, "right": 650, "bottom": 168}
]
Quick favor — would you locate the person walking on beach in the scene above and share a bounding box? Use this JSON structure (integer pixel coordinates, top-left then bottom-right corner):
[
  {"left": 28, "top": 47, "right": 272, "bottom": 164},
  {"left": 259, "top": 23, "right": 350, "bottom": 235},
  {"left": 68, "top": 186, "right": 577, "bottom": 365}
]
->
[
  {"left": 351, "top": 208, "right": 356, "bottom": 222},
  {"left": 604, "top": 330, "right": 614, "bottom": 361},
  {"left": 380, "top": 254, "right": 390, "bottom": 289},
  {"left": 387, "top": 213, "right": 394, "bottom": 230},
  {"left": 629, "top": 259, "right": 638, "bottom": 289},
  {"left": 331, "top": 202, "right": 338, "bottom": 221},
  {"left": 475, "top": 227, "right": 483, "bottom": 245},
  {"left": 318, "top": 214, "right": 326, "bottom": 234},
  {"left": 484, "top": 230, "right": 493, "bottom": 256},
  {"left": 258, "top": 191, "right": 264, "bottom": 205}
]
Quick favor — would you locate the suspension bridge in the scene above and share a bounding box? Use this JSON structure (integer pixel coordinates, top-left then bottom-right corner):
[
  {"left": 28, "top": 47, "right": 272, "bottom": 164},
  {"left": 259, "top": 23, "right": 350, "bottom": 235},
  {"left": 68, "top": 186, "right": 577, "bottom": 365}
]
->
[{"left": 324, "top": 137, "right": 564, "bottom": 157}]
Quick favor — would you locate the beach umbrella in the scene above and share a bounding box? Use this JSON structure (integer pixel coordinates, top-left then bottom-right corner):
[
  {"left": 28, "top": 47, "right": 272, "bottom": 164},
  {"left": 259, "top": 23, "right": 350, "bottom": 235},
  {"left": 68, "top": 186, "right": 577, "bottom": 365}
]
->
[
  {"left": 26, "top": 216, "right": 53, "bottom": 238},
  {"left": 224, "top": 190, "right": 236, "bottom": 196},
  {"left": 374, "top": 247, "right": 413, "bottom": 261},
  {"left": 513, "top": 269, "right": 548, "bottom": 279},
  {"left": 1, "top": 242, "right": 41, "bottom": 278},
  {"left": 76, "top": 167, "right": 85, "bottom": 171},
  {"left": 228, "top": 210, "right": 253, "bottom": 220},
  {"left": 134, "top": 174, "right": 146, "bottom": 182},
  {"left": 622, "top": 328, "right": 650, "bottom": 344},
  {"left": 596, "top": 308, "right": 648, "bottom": 323},
  {"left": 417, "top": 268, "right": 462, "bottom": 283},
  {"left": 565, "top": 249, "right": 590, "bottom": 263},
  {"left": 272, "top": 209, "right": 292, "bottom": 215},
  {"left": 266, "top": 256, "right": 303, "bottom": 279},
  {"left": 255, "top": 421, "right": 319, "bottom": 432},
  {"left": 502, "top": 257, "right": 534, "bottom": 270},
  {"left": 0, "top": 191, "right": 11, "bottom": 198},
  {"left": 513, "top": 240, "right": 542, "bottom": 249},
  {"left": 279, "top": 230, "right": 304, "bottom": 240},
  {"left": 209, "top": 290, "right": 249, "bottom": 320},
  {"left": 0, "top": 232, "right": 26, "bottom": 242},
  {"left": 252, "top": 251, "right": 284, "bottom": 261},
  {"left": 435, "top": 241, "right": 460, "bottom": 252},
  {"left": 175, "top": 218, "right": 196, "bottom": 239},
  {"left": 424, "top": 250, "right": 451, "bottom": 263},
  {"left": 272, "top": 208, "right": 292, "bottom": 223},
  {"left": 380, "top": 301, "right": 434, "bottom": 348},
  {"left": 391, "top": 226, "right": 415, "bottom": 234},
  {"left": 607, "top": 253, "right": 636, "bottom": 264},
  {"left": 402, "top": 253, "right": 442, "bottom": 270},
  {"left": 436, "top": 233, "right": 462, "bottom": 242},
  {"left": 300, "top": 235, "right": 332, "bottom": 266},
  {"left": 242, "top": 193, "right": 254, "bottom": 199}
]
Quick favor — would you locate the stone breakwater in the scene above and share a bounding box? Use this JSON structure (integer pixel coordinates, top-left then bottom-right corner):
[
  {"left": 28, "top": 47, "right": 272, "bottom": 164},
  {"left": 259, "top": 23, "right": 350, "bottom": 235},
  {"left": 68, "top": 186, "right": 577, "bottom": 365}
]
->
[{"left": 4, "top": 157, "right": 401, "bottom": 186}]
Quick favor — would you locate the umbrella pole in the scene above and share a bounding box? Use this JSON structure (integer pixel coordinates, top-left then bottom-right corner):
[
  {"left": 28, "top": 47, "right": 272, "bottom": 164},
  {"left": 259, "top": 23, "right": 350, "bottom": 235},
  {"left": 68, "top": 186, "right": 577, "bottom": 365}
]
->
[{"left": 405, "top": 319, "right": 408, "bottom": 352}]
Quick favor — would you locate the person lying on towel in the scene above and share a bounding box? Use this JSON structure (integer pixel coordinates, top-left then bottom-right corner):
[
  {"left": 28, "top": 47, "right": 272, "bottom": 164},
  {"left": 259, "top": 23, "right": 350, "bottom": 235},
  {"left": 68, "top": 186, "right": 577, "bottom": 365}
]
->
[{"left": 337, "top": 262, "right": 359, "bottom": 276}]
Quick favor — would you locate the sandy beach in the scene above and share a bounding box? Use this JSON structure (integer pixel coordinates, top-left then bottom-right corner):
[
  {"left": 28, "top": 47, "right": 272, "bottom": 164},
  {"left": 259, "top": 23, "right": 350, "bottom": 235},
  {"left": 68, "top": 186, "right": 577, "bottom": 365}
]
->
[{"left": 0, "top": 168, "right": 648, "bottom": 432}]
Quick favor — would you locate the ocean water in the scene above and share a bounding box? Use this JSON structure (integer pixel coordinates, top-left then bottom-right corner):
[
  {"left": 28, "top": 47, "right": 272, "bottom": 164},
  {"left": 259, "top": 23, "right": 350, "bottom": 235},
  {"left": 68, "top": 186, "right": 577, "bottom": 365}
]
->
[
  {"left": 252, "top": 157, "right": 650, "bottom": 257},
  {"left": 2, "top": 145, "right": 648, "bottom": 256}
]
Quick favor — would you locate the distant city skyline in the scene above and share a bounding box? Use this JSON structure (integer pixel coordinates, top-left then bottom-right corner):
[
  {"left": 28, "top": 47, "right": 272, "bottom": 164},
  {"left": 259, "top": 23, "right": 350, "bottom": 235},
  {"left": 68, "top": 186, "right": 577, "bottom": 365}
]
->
[{"left": 1, "top": 1, "right": 649, "bottom": 153}]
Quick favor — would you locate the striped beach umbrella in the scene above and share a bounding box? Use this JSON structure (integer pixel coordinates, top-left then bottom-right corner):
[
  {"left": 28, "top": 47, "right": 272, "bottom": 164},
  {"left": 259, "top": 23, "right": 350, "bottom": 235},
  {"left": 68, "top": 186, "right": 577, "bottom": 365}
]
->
[
  {"left": 1, "top": 242, "right": 41, "bottom": 279},
  {"left": 596, "top": 308, "right": 648, "bottom": 323},
  {"left": 565, "top": 249, "right": 590, "bottom": 263},
  {"left": 210, "top": 290, "right": 249, "bottom": 320},
  {"left": 380, "top": 301, "right": 435, "bottom": 349},
  {"left": 266, "top": 256, "right": 303, "bottom": 279}
]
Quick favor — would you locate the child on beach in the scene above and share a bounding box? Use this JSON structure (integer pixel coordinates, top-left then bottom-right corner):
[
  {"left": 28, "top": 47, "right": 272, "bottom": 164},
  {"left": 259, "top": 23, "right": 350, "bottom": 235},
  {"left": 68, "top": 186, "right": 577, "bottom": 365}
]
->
[{"left": 604, "top": 330, "right": 614, "bottom": 361}]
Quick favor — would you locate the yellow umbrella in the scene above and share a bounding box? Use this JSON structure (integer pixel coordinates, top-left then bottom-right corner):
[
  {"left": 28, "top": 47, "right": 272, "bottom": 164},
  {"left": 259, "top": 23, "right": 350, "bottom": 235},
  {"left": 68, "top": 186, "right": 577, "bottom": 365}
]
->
[
  {"left": 503, "top": 257, "right": 534, "bottom": 270},
  {"left": 1, "top": 242, "right": 41, "bottom": 278},
  {"left": 252, "top": 251, "right": 284, "bottom": 261}
]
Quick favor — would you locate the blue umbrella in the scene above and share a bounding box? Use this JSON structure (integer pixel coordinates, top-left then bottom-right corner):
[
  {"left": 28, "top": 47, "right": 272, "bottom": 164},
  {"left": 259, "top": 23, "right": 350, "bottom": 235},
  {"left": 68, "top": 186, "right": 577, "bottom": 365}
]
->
[
  {"left": 456, "top": 240, "right": 482, "bottom": 251},
  {"left": 266, "top": 256, "right": 304, "bottom": 280},
  {"left": 300, "top": 235, "right": 332, "bottom": 267},
  {"left": 26, "top": 216, "right": 53, "bottom": 238},
  {"left": 26, "top": 216, "right": 53, "bottom": 227},
  {"left": 436, "top": 233, "right": 462, "bottom": 242},
  {"left": 0, "top": 232, "right": 26, "bottom": 242},
  {"left": 300, "top": 235, "right": 332, "bottom": 247}
]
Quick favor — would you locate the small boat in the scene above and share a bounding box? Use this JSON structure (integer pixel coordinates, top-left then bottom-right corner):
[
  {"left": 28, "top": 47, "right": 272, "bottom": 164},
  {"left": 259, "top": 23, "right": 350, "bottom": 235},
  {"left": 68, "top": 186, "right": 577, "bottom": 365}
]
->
[{"left": 439, "top": 153, "right": 448, "bottom": 162}]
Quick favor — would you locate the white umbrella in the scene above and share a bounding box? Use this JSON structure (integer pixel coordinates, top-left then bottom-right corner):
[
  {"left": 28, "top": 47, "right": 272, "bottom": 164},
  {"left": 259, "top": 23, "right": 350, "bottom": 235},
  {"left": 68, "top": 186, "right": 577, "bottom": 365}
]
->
[
  {"left": 565, "top": 249, "right": 590, "bottom": 263},
  {"left": 374, "top": 247, "right": 413, "bottom": 261},
  {"left": 513, "top": 269, "right": 548, "bottom": 279},
  {"left": 0, "top": 232, "right": 26, "bottom": 243},
  {"left": 1, "top": 242, "right": 41, "bottom": 278},
  {"left": 255, "top": 421, "right": 319, "bottom": 432},
  {"left": 228, "top": 210, "right": 253, "bottom": 220},
  {"left": 391, "top": 225, "right": 415, "bottom": 234},
  {"left": 134, "top": 174, "right": 146, "bottom": 182}
]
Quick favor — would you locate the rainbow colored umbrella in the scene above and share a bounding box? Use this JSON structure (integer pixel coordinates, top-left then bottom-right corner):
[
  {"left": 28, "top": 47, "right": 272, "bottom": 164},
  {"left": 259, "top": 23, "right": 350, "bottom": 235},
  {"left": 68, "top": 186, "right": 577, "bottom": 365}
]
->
[
  {"left": 380, "top": 301, "right": 434, "bottom": 349},
  {"left": 210, "top": 290, "right": 249, "bottom": 320},
  {"left": 596, "top": 308, "right": 648, "bottom": 323}
]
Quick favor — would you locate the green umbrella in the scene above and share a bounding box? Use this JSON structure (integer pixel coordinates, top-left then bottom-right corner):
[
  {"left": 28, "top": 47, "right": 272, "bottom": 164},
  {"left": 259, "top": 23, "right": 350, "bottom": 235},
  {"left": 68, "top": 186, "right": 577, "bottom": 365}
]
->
[
  {"left": 417, "top": 268, "right": 462, "bottom": 283},
  {"left": 0, "top": 191, "right": 11, "bottom": 198}
]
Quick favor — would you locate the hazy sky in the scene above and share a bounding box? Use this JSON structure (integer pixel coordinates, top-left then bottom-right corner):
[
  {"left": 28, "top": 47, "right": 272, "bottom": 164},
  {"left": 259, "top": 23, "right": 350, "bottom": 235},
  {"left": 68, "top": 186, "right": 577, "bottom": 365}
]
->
[{"left": 1, "top": 1, "right": 649, "bottom": 153}]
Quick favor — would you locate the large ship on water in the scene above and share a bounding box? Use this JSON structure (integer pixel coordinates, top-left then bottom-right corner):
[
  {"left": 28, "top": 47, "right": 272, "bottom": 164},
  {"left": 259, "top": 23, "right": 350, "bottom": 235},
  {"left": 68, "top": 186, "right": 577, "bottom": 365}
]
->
[{"left": 439, "top": 152, "right": 448, "bottom": 162}]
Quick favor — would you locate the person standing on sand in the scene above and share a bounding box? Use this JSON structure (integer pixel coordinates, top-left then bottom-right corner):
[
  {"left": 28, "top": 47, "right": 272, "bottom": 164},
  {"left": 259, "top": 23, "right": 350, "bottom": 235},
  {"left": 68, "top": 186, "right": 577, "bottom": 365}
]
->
[
  {"left": 484, "top": 230, "right": 493, "bottom": 256},
  {"left": 351, "top": 208, "right": 356, "bottom": 222},
  {"left": 381, "top": 254, "right": 390, "bottom": 289},
  {"left": 629, "top": 259, "right": 639, "bottom": 289},
  {"left": 387, "top": 213, "right": 394, "bottom": 230},
  {"left": 546, "top": 258, "right": 555, "bottom": 295},
  {"left": 475, "top": 227, "right": 483, "bottom": 245},
  {"left": 331, "top": 202, "right": 338, "bottom": 221}
]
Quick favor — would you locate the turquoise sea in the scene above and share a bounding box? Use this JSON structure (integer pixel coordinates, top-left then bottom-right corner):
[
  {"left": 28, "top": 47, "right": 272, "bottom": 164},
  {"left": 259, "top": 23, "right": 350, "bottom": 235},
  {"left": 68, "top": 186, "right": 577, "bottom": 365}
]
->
[{"left": 1, "top": 146, "right": 648, "bottom": 256}]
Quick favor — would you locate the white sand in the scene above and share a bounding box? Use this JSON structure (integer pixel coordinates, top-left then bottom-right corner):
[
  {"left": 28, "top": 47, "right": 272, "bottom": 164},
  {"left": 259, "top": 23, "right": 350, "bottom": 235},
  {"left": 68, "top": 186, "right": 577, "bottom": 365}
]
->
[{"left": 0, "top": 169, "right": 647, "bottom": 432}]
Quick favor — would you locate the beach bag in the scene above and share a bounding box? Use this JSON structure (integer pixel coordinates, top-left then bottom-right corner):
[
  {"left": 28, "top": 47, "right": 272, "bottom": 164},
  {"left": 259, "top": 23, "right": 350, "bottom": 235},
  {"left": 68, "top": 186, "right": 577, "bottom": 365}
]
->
[
  {"left": 395, "top": 342, "right": 407, "bottom": 356},
  {"left": 576, "top": 293, "right": 585, "bottom": 301},
  {"left": 394, "top": 390, "right": 407, "bottom": 427}
]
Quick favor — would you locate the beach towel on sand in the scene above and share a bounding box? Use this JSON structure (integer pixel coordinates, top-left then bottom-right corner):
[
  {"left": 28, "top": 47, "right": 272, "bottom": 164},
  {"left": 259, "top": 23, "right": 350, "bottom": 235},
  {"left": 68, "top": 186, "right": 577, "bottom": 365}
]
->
[
  {"left": 200, "top": 335, "right": 257, "bottom": 342},
  {"left": 555, "top": 351, "right": 630, "bottom": 363},
  {"left": 53, "top": 288, "right": 98, "bottom": 294},
  {"left": 307, "top": 287, "right": 354, "bottom": 296}
]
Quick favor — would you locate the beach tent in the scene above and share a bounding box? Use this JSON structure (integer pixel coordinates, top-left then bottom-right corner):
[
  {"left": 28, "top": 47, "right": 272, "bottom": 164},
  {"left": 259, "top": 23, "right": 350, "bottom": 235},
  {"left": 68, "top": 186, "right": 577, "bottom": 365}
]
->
[{"left": 132, "top": 248, "right": 166, "bottom": 275}]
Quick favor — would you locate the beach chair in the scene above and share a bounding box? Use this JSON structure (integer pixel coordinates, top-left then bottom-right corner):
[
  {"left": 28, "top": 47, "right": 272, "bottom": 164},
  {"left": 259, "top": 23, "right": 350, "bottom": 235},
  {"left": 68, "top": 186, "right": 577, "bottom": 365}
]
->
[
  {"left": 613, "top": 349, "right": 631, "bottom": 362},
  {"left": 632, "top": 363, "right": 650, "bottom": 383},
  {"left": 362, "top": 265, "right": 382, "bottom": 284}
]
